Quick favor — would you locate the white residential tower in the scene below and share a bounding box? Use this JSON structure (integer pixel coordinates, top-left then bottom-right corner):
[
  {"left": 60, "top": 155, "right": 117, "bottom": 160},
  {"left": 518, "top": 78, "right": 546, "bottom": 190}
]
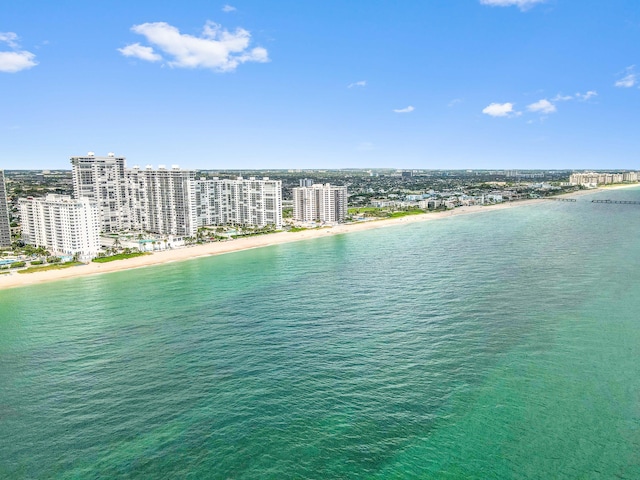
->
[
  {"left": 293, "top": 183, "right": 348, "bottom": 223},
  {"left": 196, "top": 177, "right": 282, "bottom": 229},
  {"left": 19, "top": 194, "right": 100, "bottom": 259},
  {"left": 71, "top": 153, "right": 130, "bottom": 232},
  {"left": 0, "top": 171, "right": 11, "bottom": 247},
  {"left": 127, "top": 165, "right": 198, "bottom": 237}
]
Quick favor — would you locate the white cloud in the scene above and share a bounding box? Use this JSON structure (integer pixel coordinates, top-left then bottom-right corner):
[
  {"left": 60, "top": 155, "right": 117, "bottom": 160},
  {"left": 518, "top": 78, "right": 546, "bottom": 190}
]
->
[
  {"left": 120, "top": 21, "right": 269, "bottom": 72},
  {"left": 615, "top": 75, "right": 636, "bottom": 88},
  {"left": 615, "top": 66, "right": 637, "bottom": 88},
  {"left": 483, "top": 90, "right": 595, "bottom": 118},
  {"left": 448, "top": 98, "right": 463, "bottom": 107},
  {"left": 117, "top": 43, "right": 162, "bottom": 62},
  {"left": 348, "top": 80, "right": 366, "bottom": 88},
  {"left": 0, "top": 32, "right": 38, "bottom": 73},
  {"left": 576, "top": 90, "right": 597, "bottom": 101},
  {"left": 482, "top": 102, "right": 517, "bottom": 117},
  {"left": 527, "top": 98, "right": 556, "bottom": 114},
  {"left": 0, "top": 51, "right": 37, "bottom": 73},
  {"left": 0, "top": 32, "right": 19, "bottom": 48},
  {"left": 393, "top": 106, "right": 415, "bottom": 113},
  {"left": 479, "top": 0, "right": 546, "bottom": 10},
  {"left": 222, "top": 5, "right": 237, "bottom": 12}
]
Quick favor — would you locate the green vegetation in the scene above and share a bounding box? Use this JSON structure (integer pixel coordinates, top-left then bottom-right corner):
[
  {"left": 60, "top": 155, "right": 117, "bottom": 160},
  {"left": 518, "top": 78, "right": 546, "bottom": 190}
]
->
[
  {"left": 388, "top": 209, "right": 427, "bottom": 218},
  {"left": 18, "top": 262, "right": 84, "bottom": 274},
  {"left": 22, "top": 245, "right": 51, "bottom": 257},
  {"left": 10, "top": 261, "right": 26, "bottom": 269},
  {"left": 229, "top": 225, "right": 278, "bottom": 239},
  {"left": 348, "top": 207, "right": 390, "bottom": 219},
  {"left": 289, "top": 226, "right": 307, "bottom": 232},
  {"left": 348, "top": 207, "right": 383, "bottom": 215},
  {"left": 92, "top": 252, "right": 149, "bottom": 263},
  {"left": 230, "top": 232, "right": 269, "bottom": 239},
  {"left": 348, "top": 207, "right": 427, "bottom": 220}
]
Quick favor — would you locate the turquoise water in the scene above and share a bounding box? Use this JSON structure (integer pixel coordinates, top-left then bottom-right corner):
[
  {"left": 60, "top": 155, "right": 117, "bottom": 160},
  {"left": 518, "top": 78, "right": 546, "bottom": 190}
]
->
[{"left": 2, "top": 188, "right": 640, "bottom": 479}]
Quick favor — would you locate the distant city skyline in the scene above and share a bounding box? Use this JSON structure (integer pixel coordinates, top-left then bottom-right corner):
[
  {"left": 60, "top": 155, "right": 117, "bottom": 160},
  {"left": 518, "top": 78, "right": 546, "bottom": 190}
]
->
[{"left": 1, "top": 0, "right": 639, "bottom": 170}]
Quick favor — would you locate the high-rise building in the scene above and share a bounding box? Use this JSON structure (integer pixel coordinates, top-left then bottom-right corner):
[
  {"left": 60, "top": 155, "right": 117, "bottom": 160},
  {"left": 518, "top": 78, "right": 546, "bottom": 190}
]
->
[
  {"left": 292, "top": 184, "right": 317, "bottom": 222},
  {"left": 299, "top": 178, "right": 313, "bottom": 187},
  {"left": 71, "top": 152, "right": 129, "bottom": 232},
  {"left": 71, "top": 153, "right": 199, "bottom": 237},
  {"left": 19, "top": 194, "right": 100, "bottom": 259},
  {"left": 0, "top": 170, "right": 11, "bottom": 247},
  {"left": 292, "top": 183, "right": 348, "bottom": 223},
  {"left": 70, "top": 153, "right": 283, "bottom": 238},
  {"left": 569, "top": 172, "right": 635, "bottom": 186},
  {"left": 127, "top": 165, "right": 198, "bottom": 237},
  {"left": 196, "top": 176, "right": 282, "bottom": 229}
]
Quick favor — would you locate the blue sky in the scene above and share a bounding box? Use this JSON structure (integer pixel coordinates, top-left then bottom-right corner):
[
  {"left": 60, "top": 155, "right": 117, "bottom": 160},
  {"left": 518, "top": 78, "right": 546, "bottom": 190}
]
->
[{"left": 1, "top": 0, "right": 639, "bottom": 170}]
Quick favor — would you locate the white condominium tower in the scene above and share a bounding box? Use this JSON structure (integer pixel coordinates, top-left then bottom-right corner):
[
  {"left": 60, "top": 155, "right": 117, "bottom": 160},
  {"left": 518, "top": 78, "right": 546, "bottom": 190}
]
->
[
  {"left": 71, "top": 153, "right": 129, "bottom": 233},
  {"left": 127, "top": 165, "right": 198, "bottom": 237},
  {"left": 569, "top": 172, "right": 636, "bottom": 186},
  {"left": 196, "top": 177, "right": 283, "bottom": 229},
  {"left": 0, "top": 171, "right": 11, "bottom": 247},
  {"left": 71, "top": 153, "right": 198, "bottom": 237},
  {"left": 19, "top": 194, "right": 100, "bottom": 259},
  {"left": 293, "top": 183, "right": 348, "bottom": 223},
  {"left": 69, "top": 153, "right": 282, "bottom": 237}
]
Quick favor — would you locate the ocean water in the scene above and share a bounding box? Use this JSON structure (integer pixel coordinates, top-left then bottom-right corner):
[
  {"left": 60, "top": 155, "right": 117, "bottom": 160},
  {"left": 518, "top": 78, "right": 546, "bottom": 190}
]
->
[{"left": 1, "top": 188, "right": 640, "bottom": 479}]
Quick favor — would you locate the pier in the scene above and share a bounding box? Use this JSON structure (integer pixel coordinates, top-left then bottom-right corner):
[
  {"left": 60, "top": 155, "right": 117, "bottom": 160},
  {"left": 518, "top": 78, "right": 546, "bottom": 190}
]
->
[
  {"left": 545, "top": 198, "right": 577, "bottom": 202},
  {"left": 592, "top": 199, "right": 640, "bottom": 205}
]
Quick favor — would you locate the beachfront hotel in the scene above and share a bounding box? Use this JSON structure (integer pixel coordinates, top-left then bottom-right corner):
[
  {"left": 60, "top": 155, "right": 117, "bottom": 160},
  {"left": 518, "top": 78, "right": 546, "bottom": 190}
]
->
[
  {"left": 0, "top": 171, "right": 11, "bottom": 247},
  {"left": 196, "top": 177, "right": 283, "bottom": 229},
  {"left": 293, "top": 183, "right": 348, "bottom": 223},
  {"left": 19, "top": 194, "right": 100, "bottom": 260},
  {"left": 127, "top": 165, "right": 198, "bottom": 237}
]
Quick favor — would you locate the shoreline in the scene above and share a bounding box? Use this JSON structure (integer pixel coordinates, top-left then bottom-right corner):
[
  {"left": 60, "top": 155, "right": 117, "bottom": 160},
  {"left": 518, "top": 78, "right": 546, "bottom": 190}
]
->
[{"left": 0, "top": 185, "right": 634, "bottom": 291}]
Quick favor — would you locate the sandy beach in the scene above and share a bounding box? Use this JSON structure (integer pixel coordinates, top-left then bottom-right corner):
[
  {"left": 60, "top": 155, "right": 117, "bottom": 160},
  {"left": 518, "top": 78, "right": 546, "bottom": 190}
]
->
[{"left": 0, "top": 186, "right": 633, "bottom": 290}]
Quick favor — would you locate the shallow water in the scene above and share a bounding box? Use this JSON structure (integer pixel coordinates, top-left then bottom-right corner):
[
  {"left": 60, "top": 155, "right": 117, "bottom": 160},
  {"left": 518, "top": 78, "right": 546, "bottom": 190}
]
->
[{"left": 2, "top": 188, "right": 640, "bottom": 479}]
